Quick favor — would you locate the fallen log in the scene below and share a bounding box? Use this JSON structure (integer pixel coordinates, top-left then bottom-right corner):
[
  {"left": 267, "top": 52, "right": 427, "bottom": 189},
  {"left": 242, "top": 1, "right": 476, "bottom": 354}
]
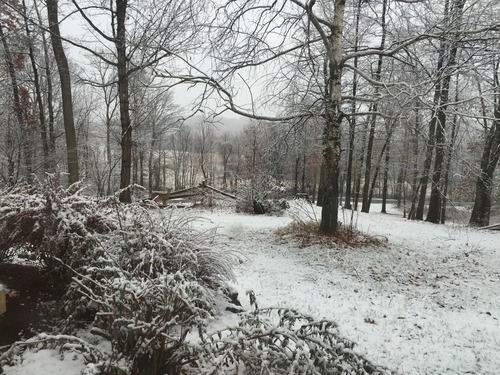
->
[{"left": 478, "top": 223, "right": 500, "bottom": 230}]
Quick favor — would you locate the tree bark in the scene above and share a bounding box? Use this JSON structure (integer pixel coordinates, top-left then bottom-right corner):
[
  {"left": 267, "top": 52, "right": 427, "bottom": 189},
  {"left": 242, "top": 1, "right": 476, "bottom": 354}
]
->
[
  {"left": 115, "top": 0, "right": 133, "bottom": 202},
  {"left": 343, "top": 0, "right": 362, "bottom": 210},
  {"left": 381, "top": 142, "right": 390, "bottom": 214},
  {"left": 34, "top": 0, "right": 56, "bottom": 159},
  {"left": 470, "top": 63, "right": 500, "bottom": 226},
  {"left": 440, "top": 75, "right": 460, "bottom": 223},
  {"left": 318, "top": 0, "right": 345, "bottom": 234},
  {"left": 46, "top": 0, "right": 79, "bottom": 185},
  {"left": 426, "top": 0, "right": 465, "bottom": 223},
  {"left": 361, "top": 0, "right": 388, "bottom": 214},
  {"left": 23, "top": 0, "right": 50, "bottom": 173}
]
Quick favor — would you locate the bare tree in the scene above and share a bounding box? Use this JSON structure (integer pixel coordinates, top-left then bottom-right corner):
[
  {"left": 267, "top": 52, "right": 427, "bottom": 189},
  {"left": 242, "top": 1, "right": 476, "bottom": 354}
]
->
[
  {"left": 360, "top": 0, "right": 388, "bottom": 214},
  {"left": 469, "top": 58, "right": 500, "bottom": 226},
  {"left": 218, "top": 132, "right": 233, "bottom": 189},
  {"left": 22, "top": 0, "right": 51, "bottom": 173},
  {"left": 199, "top": 1, "right": 450, "bottom": 233},
  {"left": 169, "top": 127, "right": 198, "bottom": 191},
  {"left": 69, "top": 0, "right": 204, "bottom": 201},
  {"left": 46, "top": 0, "right": 79, "bottom": 184},
  {"left": 0, "top": 5, "right": 33, "bottom": 184},
  {"left": 424, "top": 0, "right": 466, "bottom": 223},
  {"left": 196, "top": 122, "right": 215, "bottom": 185}
]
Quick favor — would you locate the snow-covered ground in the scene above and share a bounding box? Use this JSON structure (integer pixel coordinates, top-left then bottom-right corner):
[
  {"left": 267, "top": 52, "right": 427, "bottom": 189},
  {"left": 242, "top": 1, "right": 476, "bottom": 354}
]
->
[
  {"left": 191, "top": 202, "right": 500, "bottom": 375},
  {"left": 2, "top": 201, "right": 499, "bottom": 374}
]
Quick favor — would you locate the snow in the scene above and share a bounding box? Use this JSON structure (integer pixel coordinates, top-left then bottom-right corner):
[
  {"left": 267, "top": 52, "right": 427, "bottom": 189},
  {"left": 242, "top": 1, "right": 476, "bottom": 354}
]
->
[
  {"left": 2, "top": 349, "right": 86, "bottom": 375},
  {"left": 2, "top": 201, "right": 499, "bottom": 374},
  {"left": 190, "top": 202, "right": 500, "bottom": 375}
]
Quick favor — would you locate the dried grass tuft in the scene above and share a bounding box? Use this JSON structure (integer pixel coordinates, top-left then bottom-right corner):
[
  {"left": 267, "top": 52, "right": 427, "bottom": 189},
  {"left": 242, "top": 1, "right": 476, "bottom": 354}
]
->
[{"left": 276, "top": 219, "right": 387, "bottom": 249}]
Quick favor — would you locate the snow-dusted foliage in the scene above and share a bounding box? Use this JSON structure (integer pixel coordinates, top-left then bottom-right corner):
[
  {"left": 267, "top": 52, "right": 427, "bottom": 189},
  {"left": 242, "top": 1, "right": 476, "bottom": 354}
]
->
[
  {"left": 194, "top": 307, "right": 389, "bottom": 374},
  {"left": 64, "top": 257, "right": 214, "bottom": 374},
  {"left": 59, "top": 206, "right": 237, "bottom": 374},
  {"left": 236, "top": 184, "right": 289, "bottom": 215},
  {"left": 0, "top": 180, "right": 389, "bottom": 374},
  {"left": 0, "top": 177, "right": 116, "bottom": 271}
]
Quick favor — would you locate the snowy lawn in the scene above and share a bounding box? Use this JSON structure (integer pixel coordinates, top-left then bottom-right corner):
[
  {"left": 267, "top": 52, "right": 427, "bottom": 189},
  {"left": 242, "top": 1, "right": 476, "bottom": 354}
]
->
[
  {"left": 2, "top": 201, "right": 499, "bottom": 374},
  {"left": 191, "top": 201, "right": 500, "bottom": 375}
]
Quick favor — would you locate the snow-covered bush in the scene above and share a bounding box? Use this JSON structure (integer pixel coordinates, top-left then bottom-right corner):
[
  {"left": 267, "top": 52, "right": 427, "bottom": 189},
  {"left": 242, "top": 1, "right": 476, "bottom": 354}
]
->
[
  {"left": 58, "top": 205, "right": 238, "bottom": 374},
  {"left": 0, "top": 177, "right": 116, "bottom": 272},
  {"left": 195, "top": 307, "right": 389, "bottom": 374},
  {"left": 236, "top": 184, "right": 289, "bottom": 215},
  {"left": 65, "top": 256, "right": 214, "bottom": 374}
]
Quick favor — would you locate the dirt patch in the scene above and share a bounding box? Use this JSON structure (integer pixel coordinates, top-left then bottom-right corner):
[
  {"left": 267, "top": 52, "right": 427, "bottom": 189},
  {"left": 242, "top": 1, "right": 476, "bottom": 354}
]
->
[{"left": 0, "top": 263, "right": 65, "bottom": 347}]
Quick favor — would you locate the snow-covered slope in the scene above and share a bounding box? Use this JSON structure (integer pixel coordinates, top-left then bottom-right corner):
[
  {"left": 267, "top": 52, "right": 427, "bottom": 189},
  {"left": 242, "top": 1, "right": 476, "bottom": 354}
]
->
[{"left": 192, "top": 202, "right": 500, "bottom": 375}]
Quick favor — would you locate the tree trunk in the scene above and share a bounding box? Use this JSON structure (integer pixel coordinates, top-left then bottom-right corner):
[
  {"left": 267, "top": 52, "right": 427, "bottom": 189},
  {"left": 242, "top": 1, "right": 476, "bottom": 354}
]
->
[
  {"left": 360, "top": 0, "right": 388, "bottom": 214},
  {"left": 115, "top": 0, "right": 133, "bottom": 202},
  {"left": 416, "top": 108, "right": 438, "bottom": 219},
  {"left": 407, "top": 114, "right": 421, "bottom": 220},
  {"left": 381, "top": 142, "right": 390, "bottom": 214},
  {"left": 47, "top": 0, "right": 79, "bottom": 185},
  {"left": 470, "top": 64, "right": 500, "bottom": 226},
  {"left": 294, "top": 155, "right": 300, "bottom": 195},
  {"left": 361, "top": 106, "right": 377, "bottom": 213},
  {"left": 425, "top": 104, "right": 448, "bottom": 223},
  {"left": 353, "top": 120, "right": 368, "bottom": 211},
  {"left": 148, "top": 147, "right": 154, "bottom": 194},
  {"left": 367, "top": 122, "right": 395, "bottom": 210},
  {"left": 395, "top": 124, "right": 409, "bottom": 210},
  {"left": 36, "top": 4, "right": 56, "bottom": 159},
  {"left": 344, "top": 117, "right": 355, "bottom": 210},
  {"left": 440, "top": 75, "right": 461, "bottom": 223},
  {"left": 426, "top": 26, "right": 462, "bottom": 222},
  {"left": 318, "top": 0, "right": 345, "bottom": 234},
  {"left": 343, "top": 0, "right": 362, "bottom": 210},
  {"left": 301, "top": 152, "right": 306, "bottom": 193},
  {"left": 24, "top": 0, "right": 50, "bottom": 173},
  {"left": 106, "top": 117, "right": 113, "bottom": 195}
]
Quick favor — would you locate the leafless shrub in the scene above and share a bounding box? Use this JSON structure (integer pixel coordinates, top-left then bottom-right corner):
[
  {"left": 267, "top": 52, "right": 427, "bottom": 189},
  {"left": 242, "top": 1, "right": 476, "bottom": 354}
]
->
[{"left": 277, "top": 212, "right": 387, "bottom": 249}]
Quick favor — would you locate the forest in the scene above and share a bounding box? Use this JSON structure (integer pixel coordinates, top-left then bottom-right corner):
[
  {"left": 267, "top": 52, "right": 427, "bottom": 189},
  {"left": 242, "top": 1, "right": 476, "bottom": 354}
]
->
[
  {"left": 0, "top": 0, "right": 498, "bottom": 230},
  {"left": 0, "top": 0, "right": 499, "bottom": 374}
]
